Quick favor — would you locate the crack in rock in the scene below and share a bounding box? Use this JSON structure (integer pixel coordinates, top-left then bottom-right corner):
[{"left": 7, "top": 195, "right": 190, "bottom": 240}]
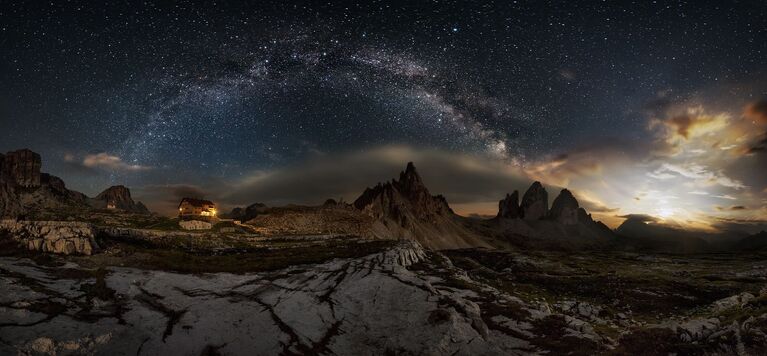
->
[{"left": 135, "top": 288, "right": 188, "bottom": 342}]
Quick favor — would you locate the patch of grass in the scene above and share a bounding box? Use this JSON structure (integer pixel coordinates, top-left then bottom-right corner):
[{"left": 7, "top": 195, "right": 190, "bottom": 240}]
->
[
  {"left": 73, "top": 239, "right": 398, "bottom": 274},
  {"left": 443, "top": 248, "right": 753, "bottom": 323},
  {"left": 141, "top": 217, "right": 183, "bottom": 231}
]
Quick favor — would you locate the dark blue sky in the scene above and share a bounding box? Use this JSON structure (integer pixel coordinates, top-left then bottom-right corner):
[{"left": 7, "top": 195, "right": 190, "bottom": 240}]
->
[{"left": 1, "top": 1, "right": 766, "bottom": 223}]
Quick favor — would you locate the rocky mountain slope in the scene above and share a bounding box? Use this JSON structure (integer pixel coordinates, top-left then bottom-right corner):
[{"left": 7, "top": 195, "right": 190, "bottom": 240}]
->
[
  {"left": 0, "top": 149, "right": 150, "bottom": 218},
  {"left": 614, "top": 216, "right": 755, "bottom": 253},
  {"left": 735, "top": 231, "right": 767, "bottom": 251},
  {"left": 353, "top": 162, "right": 490, "bottom": 249}
]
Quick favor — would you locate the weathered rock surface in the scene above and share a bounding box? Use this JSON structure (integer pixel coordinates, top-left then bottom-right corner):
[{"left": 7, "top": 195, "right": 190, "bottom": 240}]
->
[
  {"left": 179, "top": 220, "right": 212, "bottom": 230},
  {"left": 92, "top": 185, "right": 150, "bottom": 214},
  {"left": 354, "top": 162, "right": 490, "bottom": 250},
  {"left": 520, "top": 181, "right": 548, "bottom": 220},
  {"left": 0, "top": 220, "right": 98, "bottom": 255},
  {"left": 549, "top": 189, "right": 580, "bottom": 225},
  {"left": 0, "top": 175, "right": 22, "bottom": 218},
  {"left": 2, "top": 241, "right": 767, "bottom": 354},
  {"left": 1, "top": 149, "right": 42, "bottom": 187},
  {"left": 0, "top": 241, "right": 544, "bottom": 355},
  {"left": 497, "top": 190, "right": 520, "bottom": 219}
]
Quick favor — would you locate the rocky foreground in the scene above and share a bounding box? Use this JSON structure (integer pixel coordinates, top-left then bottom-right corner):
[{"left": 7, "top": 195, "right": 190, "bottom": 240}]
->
[{"left": 2, "top": 240, "right": 767, "bottom": 355}]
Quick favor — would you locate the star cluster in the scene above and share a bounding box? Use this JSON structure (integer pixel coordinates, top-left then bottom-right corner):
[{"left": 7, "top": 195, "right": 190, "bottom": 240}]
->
[{"left": 1, "top": 1, "right": 766, "bottom": 226}]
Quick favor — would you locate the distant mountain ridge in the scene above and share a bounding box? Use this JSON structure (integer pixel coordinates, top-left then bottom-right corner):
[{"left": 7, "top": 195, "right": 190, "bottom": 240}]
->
[
  {"left": 614, "top": 215, "right": 756, "bottom": 253},
  {"left": 0, "top": 148, "right": 150, "bottom": 218},
  {"left": 5, "top": 149, "right": 759, "bottom": 253}
]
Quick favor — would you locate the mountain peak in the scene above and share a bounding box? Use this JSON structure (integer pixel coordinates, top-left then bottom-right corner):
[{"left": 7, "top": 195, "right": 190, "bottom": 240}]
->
[
  {"left": 405, "top": 161, "right": 417, "bottom": 174},
  {"left": 520, "top": 181, "right": 548, "bottom": 220},
  {"left": 550, "top": 189, "right": 580, "bottom": 225},
  {"left": 94, "top": 185, "right": 149, "bottom": 214},
  {"left": 398, "top": 162, "right": 423, "bottom": 191},
  {"left": 498, "top": 190, "right": 520, "bottom": 218}
]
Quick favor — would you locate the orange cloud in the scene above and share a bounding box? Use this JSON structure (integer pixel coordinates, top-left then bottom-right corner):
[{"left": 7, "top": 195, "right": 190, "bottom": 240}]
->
[
  {"left": 83, "top": 153, "right": 152, "bottom": 171},
  {"left": 744, "top": 99, "right": 767, "bottom": 125},
  {"left": 524, "top": 153, "right": 602, "bottom": 187},
  {"left": 650, "top": 106, "right": 730, "bottom": 146}
]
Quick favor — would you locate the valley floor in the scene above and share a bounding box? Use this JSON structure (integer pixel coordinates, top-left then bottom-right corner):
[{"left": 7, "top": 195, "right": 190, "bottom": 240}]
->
[{"left": 1, "top": 239, "right": 767, "bottom": 355}]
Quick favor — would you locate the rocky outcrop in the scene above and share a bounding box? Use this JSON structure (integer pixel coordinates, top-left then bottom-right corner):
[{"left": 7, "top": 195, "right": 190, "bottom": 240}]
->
[
  {"left": 354, "top": 162, "right": 489, "bottom": 250},
  {"left": 0, "top": 152, "right": 24, "bottom": 218},
  {"left": 0, "top": 149, "right": 94, "bottom": 217},
  {"left": 549, "top": 189, "right": 580, "bottom": 225},
  {"left": 354, "top": 162, "right": 453, "bottom": 222},
  {"left": 520, "top": 181, "right": 548, "bottom": 220},
  {"left": 227, "top": 202, "right": 269, "bottom": 222},
  {"left": 0, "top": 175, "right": 22, "bottom": 218},
  {"left": 92, "top": 185, "right": 149, "bottom": 214},
  {"left": 491, "top": 183, "right": 616, "bottom": 247},
  {"left": 1, "top": 149, "right": 42, "bottom": 187},
  {"left": 179, "top": 220, "right": 212, "bottom": 230},
  {"left": 497, "top": 191, "right": 520, "bottom": 218},
  {"left": 40, "top": 173, "right": 88, "bottom": 202},
  {"left": 0, "top": 149, "right": 150, "bottom": 218},
  {"left": 0, "top": 220, "right": 99, "bottom": 255}
]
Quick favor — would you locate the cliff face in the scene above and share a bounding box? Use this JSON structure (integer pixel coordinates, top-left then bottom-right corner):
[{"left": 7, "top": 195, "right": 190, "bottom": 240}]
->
[
  {"left": 354, "top": 162, "right": 489, "bottom": 250},
  {"left": 549, "top": 189, "right": 580, "bottom": 225},
  {"left": 1, "top": 149, "right": 42, "bottom": 188},
  {"left": 494, "top": 184, "right": 614, "bottom": 246},
  {"left": 0, "top": 174, "right": 22, "bottom": 218},
  {"left": 520, "top": 182, "right": 548, "bottom": 220},
  {"left": 0, "top": 152, "right": 24, "bottom": 217},
  {"left": 497, "top": 191, "right": 520, "bottom": 219},
  {"left": 0, "top": 220, "right": 99, "bottom": 255},
  {"left": 0, "top": 149, "right": 149, "bottom": 217}
]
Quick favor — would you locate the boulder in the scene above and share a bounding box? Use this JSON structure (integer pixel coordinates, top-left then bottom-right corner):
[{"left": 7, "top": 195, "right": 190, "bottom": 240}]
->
[
  {"left": 520, "top": 182, "right": 548, "bottom": 220},
  {"left": 497, "top": 191, "right": 520, "bottom": 219}
]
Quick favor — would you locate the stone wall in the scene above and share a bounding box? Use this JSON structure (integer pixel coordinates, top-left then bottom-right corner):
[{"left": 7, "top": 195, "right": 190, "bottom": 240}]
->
[
  {"left": 179, "top": 220, "right": 212, "bottom": 230},
  {"left": 0, "top": 220, "right": 98, "bottom": 255}
]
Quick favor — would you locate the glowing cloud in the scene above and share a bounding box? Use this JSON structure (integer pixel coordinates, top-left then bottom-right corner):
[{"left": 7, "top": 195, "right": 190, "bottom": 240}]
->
[{"left": 82, "top": 153, "right": 152, "bottom": 172}]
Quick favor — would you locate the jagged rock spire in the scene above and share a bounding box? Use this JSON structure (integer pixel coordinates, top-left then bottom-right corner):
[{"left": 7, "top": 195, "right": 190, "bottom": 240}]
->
[
  {"left": 520, "top": 181, "right": 548, "bottom": 220},
  {"left": 498, "top": 190, "right": 520, "bottom": 218},
  {"left": 550, "top": 189, "right": 579, "bottom": 225},
  {"left": 397, "top": 162, "right": 425, "bottom": 194}
]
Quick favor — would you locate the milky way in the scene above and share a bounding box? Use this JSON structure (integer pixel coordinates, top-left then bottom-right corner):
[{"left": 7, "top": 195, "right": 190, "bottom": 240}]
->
[{"left": 1, "top": 1, "right": 766, "bottom": 226}]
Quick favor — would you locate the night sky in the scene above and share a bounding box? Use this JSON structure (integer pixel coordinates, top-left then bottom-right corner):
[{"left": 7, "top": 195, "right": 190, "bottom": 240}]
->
[{"left": 2, "top": 1, "right": 766, "bottom": 231}]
